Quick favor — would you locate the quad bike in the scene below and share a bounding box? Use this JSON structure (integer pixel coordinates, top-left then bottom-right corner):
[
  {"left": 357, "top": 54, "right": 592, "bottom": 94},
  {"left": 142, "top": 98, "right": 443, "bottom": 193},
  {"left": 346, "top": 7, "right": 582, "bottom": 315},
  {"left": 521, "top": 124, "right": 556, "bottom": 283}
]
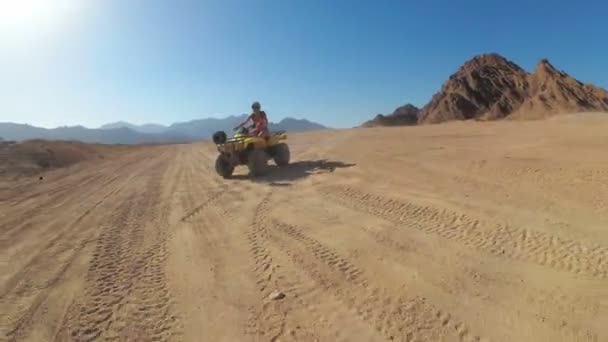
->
[{"left": 212, "top": 126, "right": 290, "bottom": 178}]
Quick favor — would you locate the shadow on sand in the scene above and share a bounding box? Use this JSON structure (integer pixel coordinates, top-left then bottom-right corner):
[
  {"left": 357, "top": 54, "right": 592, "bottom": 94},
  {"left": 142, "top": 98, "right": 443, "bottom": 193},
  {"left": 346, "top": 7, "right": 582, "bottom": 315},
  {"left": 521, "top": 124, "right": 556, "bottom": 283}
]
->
[{"left": 231, "top": 159, "right": 356, "bottom": 185}]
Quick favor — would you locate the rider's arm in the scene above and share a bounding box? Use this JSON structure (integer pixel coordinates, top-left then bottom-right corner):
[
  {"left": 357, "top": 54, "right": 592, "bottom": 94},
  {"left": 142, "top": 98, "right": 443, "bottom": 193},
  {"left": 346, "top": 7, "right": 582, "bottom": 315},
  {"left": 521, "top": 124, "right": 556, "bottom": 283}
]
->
[{"left": 239, "top": 114, "right": 253, "bottom": 127}]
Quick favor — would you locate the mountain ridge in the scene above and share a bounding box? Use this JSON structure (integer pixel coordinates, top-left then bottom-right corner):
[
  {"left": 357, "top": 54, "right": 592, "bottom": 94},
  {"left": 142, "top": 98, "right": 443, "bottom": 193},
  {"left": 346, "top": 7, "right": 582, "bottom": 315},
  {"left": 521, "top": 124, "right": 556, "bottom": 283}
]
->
[
  {"left": 100, "top": 121, "right": 168, "bottom": 134},
  {"left": 0, "top": 115, "right": 327, "bottom": 144}
]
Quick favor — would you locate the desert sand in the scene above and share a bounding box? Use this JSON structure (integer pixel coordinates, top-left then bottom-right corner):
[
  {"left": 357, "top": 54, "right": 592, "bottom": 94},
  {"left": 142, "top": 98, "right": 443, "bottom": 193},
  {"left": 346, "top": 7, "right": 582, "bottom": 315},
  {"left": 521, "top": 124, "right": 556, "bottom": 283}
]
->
[{"left": 2, "top": 113, "right": 608, "bottom": 342}]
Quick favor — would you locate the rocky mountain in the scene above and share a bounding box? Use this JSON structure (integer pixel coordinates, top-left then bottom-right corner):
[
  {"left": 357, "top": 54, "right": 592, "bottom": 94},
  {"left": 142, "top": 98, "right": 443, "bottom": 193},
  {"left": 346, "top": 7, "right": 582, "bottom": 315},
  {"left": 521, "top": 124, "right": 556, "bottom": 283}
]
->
[
  {"left": 510, "top": 59, "right": 608, "bottom": 119},
  {"left": 421, "top": 53, "right": 608, "bottom": 123},
  {"left": 363, "top": 104, "right": 420, "bottom": 127},
  {"left": 0, "top": 115, "right": 327, "bottom": 144},
  {"left": 366, "top": 53, "right": 608, "bottom": 126},
  {"left": 419, "top": 54, "right": 531, "bottom": 123}
]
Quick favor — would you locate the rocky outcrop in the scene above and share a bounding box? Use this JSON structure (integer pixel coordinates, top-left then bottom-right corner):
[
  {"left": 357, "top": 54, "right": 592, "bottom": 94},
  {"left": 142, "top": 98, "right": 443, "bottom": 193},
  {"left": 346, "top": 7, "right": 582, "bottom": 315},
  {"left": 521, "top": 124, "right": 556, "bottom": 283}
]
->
[
  {"left": 363, "top": 104, "right": 420, "bottom": 127},
  {"left": 511, "top": 59, "right": 608, "bottom": 118},
  {"left": 366, "top": 53, "right": 608, "bottom": 126},
  {"left": 419, "top": 53, "right": 530, "bottom": 123}
]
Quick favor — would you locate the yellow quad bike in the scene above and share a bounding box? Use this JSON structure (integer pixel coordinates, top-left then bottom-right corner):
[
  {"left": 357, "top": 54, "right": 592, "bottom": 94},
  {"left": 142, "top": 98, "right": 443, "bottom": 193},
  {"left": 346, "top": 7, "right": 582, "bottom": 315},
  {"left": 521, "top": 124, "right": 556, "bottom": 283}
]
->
[{"left": 212, "top": 126, "right": 290, "bottom": 178}]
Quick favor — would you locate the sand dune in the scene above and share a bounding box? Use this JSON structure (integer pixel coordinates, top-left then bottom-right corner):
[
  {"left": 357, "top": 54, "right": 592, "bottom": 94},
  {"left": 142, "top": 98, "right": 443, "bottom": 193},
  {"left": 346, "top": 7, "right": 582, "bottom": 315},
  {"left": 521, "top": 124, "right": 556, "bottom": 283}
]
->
[{"left": 2, "top": 113, "right": 608, "bottom": 341}]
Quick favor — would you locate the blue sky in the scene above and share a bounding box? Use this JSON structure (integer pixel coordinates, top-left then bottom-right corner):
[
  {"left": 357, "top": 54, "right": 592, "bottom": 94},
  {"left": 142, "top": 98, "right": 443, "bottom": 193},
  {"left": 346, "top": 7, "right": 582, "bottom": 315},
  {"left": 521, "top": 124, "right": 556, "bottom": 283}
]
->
[{"left": 0, "top": 0, "right": 606, "bottom": 129}]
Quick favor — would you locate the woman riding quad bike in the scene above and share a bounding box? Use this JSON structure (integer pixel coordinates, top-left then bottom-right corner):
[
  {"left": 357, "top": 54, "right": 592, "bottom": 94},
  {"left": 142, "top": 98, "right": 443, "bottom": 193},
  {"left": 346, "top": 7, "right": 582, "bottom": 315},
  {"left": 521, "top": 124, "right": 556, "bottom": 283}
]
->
[
  {"left": 235, "top": 101, "right": 270, "bottom": 137},
  {"left": 211, "top": 101, "right": 289, "bottom": 179}
]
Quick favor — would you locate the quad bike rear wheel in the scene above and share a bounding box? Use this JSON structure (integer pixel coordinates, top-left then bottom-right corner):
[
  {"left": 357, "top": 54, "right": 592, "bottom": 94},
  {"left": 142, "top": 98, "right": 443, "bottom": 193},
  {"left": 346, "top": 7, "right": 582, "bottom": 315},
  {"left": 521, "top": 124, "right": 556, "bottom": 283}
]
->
[
  {"left": 215, "top": 155, "right": 234, "bottom": 178},
  {"left": 247, "top": 149, "right": 269, "bottom": 177},
  {"left": 271, "top": 143, "right": 290, "bottom": 166}
]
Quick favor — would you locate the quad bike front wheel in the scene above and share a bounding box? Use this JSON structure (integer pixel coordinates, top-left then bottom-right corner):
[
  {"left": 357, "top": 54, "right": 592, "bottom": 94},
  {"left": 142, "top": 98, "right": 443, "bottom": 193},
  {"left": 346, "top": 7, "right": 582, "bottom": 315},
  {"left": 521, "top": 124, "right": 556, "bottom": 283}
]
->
[
  {"left": 247, "top": 149, "right": 269, "bottom": 177},
  {"left": 215, "top": 155, "right": 234, "bottom": 178},
  {"left": 271, "top": 143, "right": 290, "bottom": 166}
]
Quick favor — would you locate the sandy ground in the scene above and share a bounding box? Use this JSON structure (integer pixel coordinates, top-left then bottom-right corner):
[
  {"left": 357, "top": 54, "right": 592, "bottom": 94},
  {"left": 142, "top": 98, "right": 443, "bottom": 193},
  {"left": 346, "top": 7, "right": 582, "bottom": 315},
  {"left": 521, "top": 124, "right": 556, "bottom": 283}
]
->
[{"left": 2, "top": 113, "right": 608, "bottom": 342}]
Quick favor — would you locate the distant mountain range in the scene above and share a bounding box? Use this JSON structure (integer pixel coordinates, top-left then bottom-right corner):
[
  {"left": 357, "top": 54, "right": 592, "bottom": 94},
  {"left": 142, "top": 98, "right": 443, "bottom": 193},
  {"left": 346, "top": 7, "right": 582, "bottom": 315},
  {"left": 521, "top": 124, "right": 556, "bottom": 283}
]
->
[
  {"left": 99, "top": 121, "right": 168, "bottom": 134},
  {"left": 0, "top": 115, "right": 327, "bottom": 144}
]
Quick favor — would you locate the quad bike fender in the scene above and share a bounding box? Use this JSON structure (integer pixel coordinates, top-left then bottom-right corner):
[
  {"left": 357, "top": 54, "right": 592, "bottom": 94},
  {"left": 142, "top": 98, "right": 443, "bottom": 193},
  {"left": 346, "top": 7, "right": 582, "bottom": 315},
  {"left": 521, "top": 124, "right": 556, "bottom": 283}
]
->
[{"left": 243, "top": 137, "right": 268, "bottom": 150}]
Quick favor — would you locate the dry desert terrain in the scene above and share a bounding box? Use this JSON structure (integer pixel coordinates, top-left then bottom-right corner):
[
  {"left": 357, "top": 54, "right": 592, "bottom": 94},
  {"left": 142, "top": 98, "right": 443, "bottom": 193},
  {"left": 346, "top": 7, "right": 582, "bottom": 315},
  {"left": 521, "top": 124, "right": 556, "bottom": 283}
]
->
[{"left": 2, "top": 113, "right": 608, "bottom": 341}]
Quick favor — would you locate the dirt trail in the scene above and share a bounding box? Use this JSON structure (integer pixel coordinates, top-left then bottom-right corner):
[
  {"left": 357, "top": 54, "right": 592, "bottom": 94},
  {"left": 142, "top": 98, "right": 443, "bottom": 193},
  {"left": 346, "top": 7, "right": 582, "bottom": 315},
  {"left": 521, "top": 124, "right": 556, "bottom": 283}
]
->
[{"left": 2, "top": 113, "right": 608, "bottom": 341}]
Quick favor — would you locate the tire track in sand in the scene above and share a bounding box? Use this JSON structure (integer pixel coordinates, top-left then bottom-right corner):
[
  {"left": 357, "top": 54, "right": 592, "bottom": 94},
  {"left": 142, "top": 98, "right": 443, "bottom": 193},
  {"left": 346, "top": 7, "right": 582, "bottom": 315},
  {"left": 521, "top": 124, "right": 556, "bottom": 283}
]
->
[
  {"left": 173, "top": 149, "right": 304, "bottom": 341},
  {"left": 354, "top": 225, "right": 600, "bottom": 341},
  {"left": 1, "top": 151, "right": 149, "bottom": 240},
  {"left": 319, "top": 184, "right": 608, "bottom": 278},
  {"left": 244, "top": 191, "right": 288, "bottom": 341},
  {"left": 1, "top": 151, "right": 167, "bottom": 341},
  {"left": 65, "top": 156, "right": 180, "bottom": 342},
  {"left": 176, "top": 152, "right": 234, "bottom": 290},
  {"left": 269, "top": 219, "right": 485, "bottom": 342},
  {"left": 178, "top": 144, "right": 250, "bottom": 223},
  {"left": 1, "top": 182, "right": 130, "bottom": 341},
  {"left": 0, "top": 159, "right": 146, "bottom": 298},
  {"left": 242, "top": 190, "right": 355, "bottom": 342},
  {"left": 179, "top": 189, "right": 226, "bottom": 223},
  {"left": 359, "top": 224, "right": 600, "bottom": 317}
]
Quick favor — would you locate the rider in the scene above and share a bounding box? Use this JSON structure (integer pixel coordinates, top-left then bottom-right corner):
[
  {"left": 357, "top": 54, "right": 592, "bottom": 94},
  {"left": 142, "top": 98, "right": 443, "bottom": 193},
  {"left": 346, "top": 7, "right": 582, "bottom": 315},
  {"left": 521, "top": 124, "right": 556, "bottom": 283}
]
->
[{"left": 236, "top": 101, "right": 270, "bottom": 137}]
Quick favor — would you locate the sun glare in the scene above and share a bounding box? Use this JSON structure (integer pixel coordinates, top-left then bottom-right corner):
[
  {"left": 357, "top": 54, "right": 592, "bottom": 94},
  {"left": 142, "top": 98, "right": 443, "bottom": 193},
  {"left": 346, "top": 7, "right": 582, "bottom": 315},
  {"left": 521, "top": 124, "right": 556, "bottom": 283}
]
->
[{"left": 0, "top": 0, "right": 79, "bottom": 42}]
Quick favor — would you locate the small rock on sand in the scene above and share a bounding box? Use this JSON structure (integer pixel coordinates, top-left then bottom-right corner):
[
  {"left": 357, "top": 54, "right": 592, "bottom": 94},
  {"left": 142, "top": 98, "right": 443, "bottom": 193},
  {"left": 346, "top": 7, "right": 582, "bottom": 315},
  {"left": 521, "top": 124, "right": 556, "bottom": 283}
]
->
[{"left": 268, "top": 290, "right": 285, "bottom": 300}]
